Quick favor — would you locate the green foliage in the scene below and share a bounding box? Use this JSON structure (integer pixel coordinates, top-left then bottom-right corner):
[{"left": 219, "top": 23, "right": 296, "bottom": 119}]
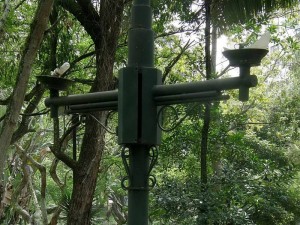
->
[{"left": 149, "top": 4, "right": 300, "bottom": 224}]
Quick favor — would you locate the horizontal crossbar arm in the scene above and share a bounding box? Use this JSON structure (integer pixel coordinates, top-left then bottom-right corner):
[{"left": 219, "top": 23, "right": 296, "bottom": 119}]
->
[
  {"left": 153, "top": 76, "right": 257, "bottom": 97},
  {"left": 45, "top": 90, "right": 118, "bottom": 107},
  {"left": 154, "top": 91, "right": 220, "bottom": 105},
  {"left": 65, "top": 101, "right": 118, "bottom": 114},
  {"left": 154, "top": 94, "right": 230, "bottom": 105}
]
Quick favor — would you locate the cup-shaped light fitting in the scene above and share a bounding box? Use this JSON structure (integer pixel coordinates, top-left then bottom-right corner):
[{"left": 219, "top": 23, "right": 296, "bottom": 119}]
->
[
  {"left": 222, "top": 48, "right": 268, "bottom": 67},
  {"left": 37, "top": 73, "right": 74, "bottom": 118},
  {"left": 36, "top": 75, "right": 74, "bottom": 91},
  {"left": 222, "top": 48, "right": 268, "bottom": 102}
]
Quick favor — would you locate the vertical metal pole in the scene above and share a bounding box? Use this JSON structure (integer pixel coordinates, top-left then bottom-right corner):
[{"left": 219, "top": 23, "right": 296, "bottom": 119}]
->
[
  {"left": 125, "top": 0, "right": 154, "bottom": 224},
  {"left": 127, "top": 145, "right": 150, "bottom": 225},
  {"left": 128, "top": 0, "right": 153, "bottom": 68}
]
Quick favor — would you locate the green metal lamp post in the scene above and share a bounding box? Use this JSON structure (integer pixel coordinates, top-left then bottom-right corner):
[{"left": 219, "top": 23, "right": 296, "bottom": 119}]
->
[
  {"left": 118, "top": 1, "right": 160, "bottom": 223},
  {"left": 37, "top": 0, "right": 268, "bottom": 224}
]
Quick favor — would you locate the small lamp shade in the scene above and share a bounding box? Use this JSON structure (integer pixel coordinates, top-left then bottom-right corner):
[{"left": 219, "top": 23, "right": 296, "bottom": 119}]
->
[
  {"left": 223, "top": 48, "right": 268, "bottom": 67},
  {"left": 37, "top": 75, "right": 74, "bottom": 91}
]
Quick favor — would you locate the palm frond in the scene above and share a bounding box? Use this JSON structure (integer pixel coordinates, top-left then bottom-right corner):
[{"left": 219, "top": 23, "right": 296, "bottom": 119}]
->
[{"left": 212, "top": 0, "right": 299, "bottom": 30}]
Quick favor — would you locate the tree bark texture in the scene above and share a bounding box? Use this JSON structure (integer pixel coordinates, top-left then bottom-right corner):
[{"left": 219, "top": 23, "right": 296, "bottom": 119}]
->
[
  {"left": 0, "top": 0, "right": 11, "bottom": 41},
  {"left": 198, "top": 0, "right": 211, "bottom": 224},
  {"left": 58, "top": 1, "right": 125, "bottom": 224},
  {"left": 0, "top": 0, "right": 54, "bottom": 189},
  {"left": 200, "top": 0, "right": 212, "bottom": 189}
]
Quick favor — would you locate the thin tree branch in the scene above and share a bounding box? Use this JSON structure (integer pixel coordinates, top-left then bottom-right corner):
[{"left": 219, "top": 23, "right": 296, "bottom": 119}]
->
[
  {"left": 14, "top": 0, "right": 26, "bottom": 10},
  {"left": 215, "top": 65, "right": 231, "bottom": 78},
  {"left": 11, "top": 84, "right": 45, "bottom": 144},
  {"left": 50, "top": 158, "right": 64, "bottom": 189},
  {"left": 50, "top": 117, "right": 78, "bottom": 170},
  {"left": 69, "top": 51, "right": 96, "bottom": 69},
  {"left": 15, "top": 144, "right": 48, "bottom": 224},
  {"left": 162, "top": 40, "right": 194, "bottom": 82},
  {"left": 11, "top": 154, "right": 31, "bottom": 223}
]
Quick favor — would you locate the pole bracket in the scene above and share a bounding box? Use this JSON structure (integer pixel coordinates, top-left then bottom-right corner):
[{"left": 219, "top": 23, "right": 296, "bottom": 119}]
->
[{"left": 121, "top": 146, "right": 158, "bottom": 190}]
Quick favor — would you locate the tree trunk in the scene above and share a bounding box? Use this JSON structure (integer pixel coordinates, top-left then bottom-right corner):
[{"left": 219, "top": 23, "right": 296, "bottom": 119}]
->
[
  {"left": 201, "top": 0, "right": 212, "bottom": 185},
  {"left": 64, "top": 1, "right": 125, "bottom": 224},
  {"left": 0, "top": 0, "right": 54, "bottom": 192},
  {"left": 198, "top": 0, "right": 211, "bottom": 224},
  {"left": 211, "top": 26, "right": 222, "bottom": 176},
  {"left": 68, "top": 112, "right": 107, "bottom": 225}
]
